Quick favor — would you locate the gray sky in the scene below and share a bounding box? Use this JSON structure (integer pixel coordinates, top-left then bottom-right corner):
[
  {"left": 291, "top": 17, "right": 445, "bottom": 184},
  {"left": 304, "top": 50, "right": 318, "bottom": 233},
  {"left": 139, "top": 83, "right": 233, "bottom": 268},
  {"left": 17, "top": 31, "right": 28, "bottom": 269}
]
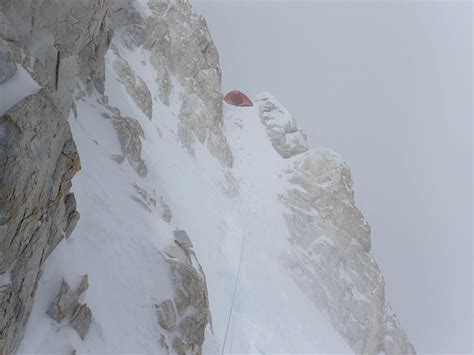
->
[{"left": 193, "top": 0, "right": 472, "bottom": 353}]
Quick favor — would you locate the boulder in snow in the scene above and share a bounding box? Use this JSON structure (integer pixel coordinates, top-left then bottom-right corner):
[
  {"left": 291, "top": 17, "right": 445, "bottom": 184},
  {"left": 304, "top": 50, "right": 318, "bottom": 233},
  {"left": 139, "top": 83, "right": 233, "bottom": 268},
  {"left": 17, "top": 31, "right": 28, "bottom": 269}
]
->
[
  {"left": 70, "top": 303, "right": 92, "bottom": 340},
  {"left": 156, "top": 299, "right": 177, "bottom": 330},
  {"left": 46, "top": 280, "right": 79, "bottom": 323},
  {"left": 173, "top": 230, "right": 193, "bottom": 249},
  {"left": 46, "top": 276, "right": 92, "bottom": 340}
]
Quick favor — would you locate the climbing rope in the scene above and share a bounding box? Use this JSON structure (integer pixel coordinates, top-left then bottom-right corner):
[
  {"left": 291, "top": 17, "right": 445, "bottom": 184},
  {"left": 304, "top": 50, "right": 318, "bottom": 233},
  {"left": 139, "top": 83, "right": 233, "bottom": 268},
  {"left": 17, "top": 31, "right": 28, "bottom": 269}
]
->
[{"left": 221, "top": 228, "right": 246, "bottom": 355}]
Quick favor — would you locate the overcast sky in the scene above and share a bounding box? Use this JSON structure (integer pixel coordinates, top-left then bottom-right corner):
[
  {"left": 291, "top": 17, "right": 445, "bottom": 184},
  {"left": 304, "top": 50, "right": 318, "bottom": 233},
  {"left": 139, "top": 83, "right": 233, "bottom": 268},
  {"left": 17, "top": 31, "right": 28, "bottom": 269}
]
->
[{"left": 193, "top": 1, "right": 472, "bottom": 353}]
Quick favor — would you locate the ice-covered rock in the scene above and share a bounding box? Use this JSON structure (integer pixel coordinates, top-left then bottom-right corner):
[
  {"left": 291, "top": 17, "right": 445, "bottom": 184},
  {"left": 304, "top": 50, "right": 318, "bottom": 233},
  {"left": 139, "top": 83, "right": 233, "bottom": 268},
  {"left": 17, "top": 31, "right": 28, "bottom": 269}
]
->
[
  {"left": 253, "top": 91, "right": 415, "bottom": 353},
  {"left": 110, "top": 0, "right": 233, "bottom": 167},
  {"left": 256, "top": 92, "right": 309, "bottom": 158},
  {"left": 161, "top": 230, "right": 210, "bottom": 354},
  {"left": 276, "top": 128, "right": 414, "bottom": 354}
]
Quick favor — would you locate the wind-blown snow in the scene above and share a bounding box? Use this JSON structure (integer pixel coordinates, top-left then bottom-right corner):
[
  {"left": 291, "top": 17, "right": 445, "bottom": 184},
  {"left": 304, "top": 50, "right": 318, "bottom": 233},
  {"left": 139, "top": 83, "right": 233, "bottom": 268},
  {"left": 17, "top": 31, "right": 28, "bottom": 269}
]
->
[{"left": 19, "top": 30, "right": 351, "bottom": 355}]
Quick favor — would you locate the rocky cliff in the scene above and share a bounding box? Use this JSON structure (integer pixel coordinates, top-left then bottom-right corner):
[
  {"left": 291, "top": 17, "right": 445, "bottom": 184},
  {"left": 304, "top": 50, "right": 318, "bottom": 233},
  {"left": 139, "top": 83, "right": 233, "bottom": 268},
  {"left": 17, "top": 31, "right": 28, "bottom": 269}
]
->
[
  {"left": 0, "top": 0, "right": 108, "bottom": 352},
  {"left": 255, "top": 92, "right": 415, "bottom": 354},
  {"left": 0, "top": 1, "right": 414, "bottom": 354}
]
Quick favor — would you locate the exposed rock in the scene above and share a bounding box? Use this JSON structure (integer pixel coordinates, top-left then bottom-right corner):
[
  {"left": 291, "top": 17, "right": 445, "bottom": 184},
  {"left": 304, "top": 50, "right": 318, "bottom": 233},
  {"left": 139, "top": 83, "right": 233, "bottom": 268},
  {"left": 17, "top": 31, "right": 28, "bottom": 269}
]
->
[
  {"left": 110, "top": 0, "right": 234, "bottom": 167},
  {"left": 0, "top": 89, "right": 80, "bottom": 353},
  {"left": 161, "top": 230, "right": 210, "bottom": 354},
  {"left": 111, "top": 154, "right": 126, "bottom": 164},
  {"left": 0, "top": 12, "right": 18, "bottom": 43},
  {"left": 112, "top": 114, "right": 147, "bottom": 177},
  {"left": 156, "top": 299, "right": 177, "bottom": 330},
  {"left": 46, "top": 280, "right": 79, "bottom": 323},
  {"left": 0, "top": 40, "right": 16, "bottom": 83},
  {"left": 70, "top": 303, "right": 92, "bottom": 340},
  {"left": 280, "top": 148, "right": 415, "bottom": 354},
  {"left": 174, "top": 230, "right": 193, "bottom": 249},
  {"left": 110, "top": 44, "right": 153, "bottom": 119},
  {"left": 131, "top": 183, "right": 157, "bottom": 210},
  {"left": 64, "top": 193, "right": 80, "bottom": 239},
  {"left": 160, "top": 198, "right": 172, "bottom": 223},
  {"left": 76, "top": 8, "right": 112, "bottom": 95},
  {"left": 383, "top": 305, "right": 416, "bottom": 354},
  {"left": 0, "top": 0, "right": 111, "bottom": 118},
  {"left": 76, "top": 274, "right": 89, "bottom": 296},
  {"left": 46, "top": 276, "right": 92, "bottom": 340},
  {"left": 256, "top": 92, "right": 309, "bottom": 158},
  {"left": 0, "top": 0, "right": 111, "bottom": 351}
]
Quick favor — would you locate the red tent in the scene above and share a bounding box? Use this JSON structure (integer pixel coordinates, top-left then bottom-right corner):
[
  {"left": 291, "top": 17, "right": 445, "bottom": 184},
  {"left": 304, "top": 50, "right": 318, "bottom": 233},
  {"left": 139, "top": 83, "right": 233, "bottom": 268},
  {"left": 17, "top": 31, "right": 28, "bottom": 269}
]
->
[{"left": 224, "top": 91, "right": 253, "bottom": 107}]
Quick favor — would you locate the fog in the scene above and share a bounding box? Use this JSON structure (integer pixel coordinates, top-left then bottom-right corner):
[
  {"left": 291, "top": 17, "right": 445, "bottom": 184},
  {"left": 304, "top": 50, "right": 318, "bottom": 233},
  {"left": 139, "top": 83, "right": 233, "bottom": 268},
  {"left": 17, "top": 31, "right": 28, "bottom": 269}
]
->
[{"left": 193, "top": 1, "right": 472, "bottom": 353}]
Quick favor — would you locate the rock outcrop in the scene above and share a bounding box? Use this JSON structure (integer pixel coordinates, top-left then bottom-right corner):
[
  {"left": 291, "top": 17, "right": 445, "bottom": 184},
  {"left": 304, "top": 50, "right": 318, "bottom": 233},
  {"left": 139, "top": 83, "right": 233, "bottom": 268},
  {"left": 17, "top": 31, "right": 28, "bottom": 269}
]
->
[
  {"left": 46, "top": 275, "right": 92, "bottom": 341},
  {"left": 0, "top": 40, "right": 16, "bottom": 84},
  {"left": 0, "top": 0, "right": 111, "bottom": 352},
  {"left": 110, "top": 44, "right": 153, "bottom": 120},
  {"left": 70, "top": 303, "right": 93, "bottom": 340},
  {"left": 0, "top": 0, "right": 415, "bottom": 353},
  {"left": 258, "top": 93, "right": 415, "bottom": 354},
  {"left": 46, "top": 277, "right": 92, "bottom": 340},
  {"left": 159, "top": 230, "right": 210, "bottom": 354},
  {"left": 47, "top": 279, "right": 80, "bottom": 323},
  {"left": 0, "top": 90, "right": 80, "bottom": 353},
  {"left": 256, "top": 92, "right": 309, "bottom": 158},
  {"left": 112, "top": 112, "right": 148, "bottom": 178},
  {"left": 109, "top": 0, "right": 233, "bottom": 167}
]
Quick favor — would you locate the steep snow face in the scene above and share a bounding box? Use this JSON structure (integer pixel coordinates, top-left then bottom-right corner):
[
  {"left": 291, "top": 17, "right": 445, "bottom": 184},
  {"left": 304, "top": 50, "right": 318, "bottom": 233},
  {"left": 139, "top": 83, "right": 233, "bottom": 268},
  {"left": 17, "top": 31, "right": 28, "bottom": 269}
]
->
[
  {"left": 18, "top": 1, "right": 351, "bottom": 353},
  {"left": 8, "top": 0, "right": 414, "bottom": 354}
]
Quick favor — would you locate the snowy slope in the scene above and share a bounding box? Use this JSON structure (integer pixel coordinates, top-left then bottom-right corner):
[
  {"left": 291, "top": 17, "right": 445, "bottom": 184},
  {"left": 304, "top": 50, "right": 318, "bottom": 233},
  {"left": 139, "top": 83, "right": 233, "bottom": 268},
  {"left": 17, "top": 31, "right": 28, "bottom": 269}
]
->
[
  {"left": 7, "top": 1, "right": 416, "bottom": 354},
  {"left": 18, "top": 28, "right": 351, "bottom": 354}
]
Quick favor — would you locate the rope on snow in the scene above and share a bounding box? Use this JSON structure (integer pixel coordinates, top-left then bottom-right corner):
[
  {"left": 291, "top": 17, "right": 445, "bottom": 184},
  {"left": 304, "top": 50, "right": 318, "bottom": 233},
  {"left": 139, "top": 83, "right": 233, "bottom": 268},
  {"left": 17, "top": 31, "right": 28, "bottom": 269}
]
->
[{"left": 221, "top": 228, "right": 246, "bottom": 355}]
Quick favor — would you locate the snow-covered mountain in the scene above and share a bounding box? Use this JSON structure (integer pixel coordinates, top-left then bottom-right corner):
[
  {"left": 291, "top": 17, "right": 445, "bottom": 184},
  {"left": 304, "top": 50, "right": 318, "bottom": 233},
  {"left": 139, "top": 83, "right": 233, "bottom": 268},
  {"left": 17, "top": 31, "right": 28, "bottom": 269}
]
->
[{"left": 0, "top": 0, "right": 415, "bottom": 354}]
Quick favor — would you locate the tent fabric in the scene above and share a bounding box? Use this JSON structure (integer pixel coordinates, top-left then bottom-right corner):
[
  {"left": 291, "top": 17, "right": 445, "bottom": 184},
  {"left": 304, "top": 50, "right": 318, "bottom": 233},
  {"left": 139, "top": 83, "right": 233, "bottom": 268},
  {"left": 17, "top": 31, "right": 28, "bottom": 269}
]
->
[{"left": 224, "top": 91, "right": 253, "bottom": 107}]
